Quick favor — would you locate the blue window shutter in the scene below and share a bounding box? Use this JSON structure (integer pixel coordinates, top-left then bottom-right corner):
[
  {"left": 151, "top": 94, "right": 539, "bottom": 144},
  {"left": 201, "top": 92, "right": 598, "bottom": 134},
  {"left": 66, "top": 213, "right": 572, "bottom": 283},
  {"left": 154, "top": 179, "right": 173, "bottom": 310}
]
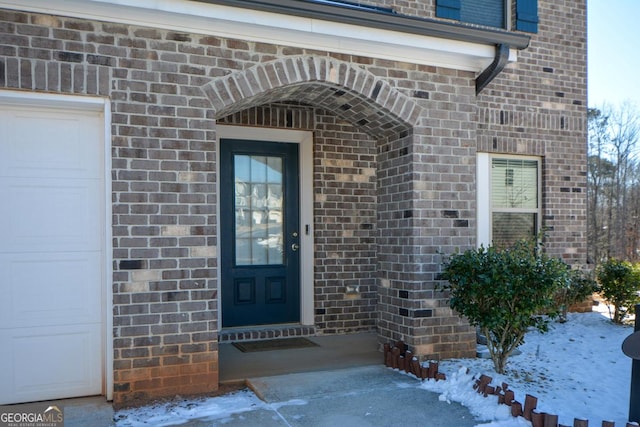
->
[
  {"left": 436, "top": 0, "right": 461, "bottom": 20},
  {"left": 516, "top": 0, "right": 539, "bottom": 33}
]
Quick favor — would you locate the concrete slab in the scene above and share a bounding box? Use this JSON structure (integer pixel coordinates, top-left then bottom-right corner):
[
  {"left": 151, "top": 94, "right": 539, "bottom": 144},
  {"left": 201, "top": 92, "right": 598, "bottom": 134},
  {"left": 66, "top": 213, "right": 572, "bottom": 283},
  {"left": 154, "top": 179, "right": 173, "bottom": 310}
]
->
[
  {"left": 248, "top": 365, "right": 415, "bottom": 402},
  {"left": 62, "top": 396, "right": 114, "bottom": 427},
  {"left": 274, "top": 386, "right": 475, "bottom": 427},
  {"left": 246, "top": 365, "right": 476, "bottom": 427},
  {"left": 219, "top": 332, "right": 382, "bottom": 383},
  {"left": 115, "top": 366, "right": 477, "bottom": 426},
  {"left": 179, "top": 408, "right": 286, "bottom": 427},
  {"left": 10, "top": 335, "right": 477, "bottom": 427}
]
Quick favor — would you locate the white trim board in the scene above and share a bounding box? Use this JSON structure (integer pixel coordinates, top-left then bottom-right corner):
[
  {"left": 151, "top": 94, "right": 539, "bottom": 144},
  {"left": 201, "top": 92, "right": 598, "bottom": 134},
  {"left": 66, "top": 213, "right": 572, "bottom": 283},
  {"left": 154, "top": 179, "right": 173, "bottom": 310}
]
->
[
  {"left": 216, "top": 125, "right": 315, "bottom": 327},
  {"left": 0, "top": 0, "right": 517, "bottom": 72}
]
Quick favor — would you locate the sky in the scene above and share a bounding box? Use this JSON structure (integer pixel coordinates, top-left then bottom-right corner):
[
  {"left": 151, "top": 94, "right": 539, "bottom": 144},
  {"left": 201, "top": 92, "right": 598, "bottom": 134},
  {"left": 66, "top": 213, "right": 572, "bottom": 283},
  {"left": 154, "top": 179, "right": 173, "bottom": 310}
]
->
[
  {"left": 114, "top": 306, "right": 634, "bottom": 426},
  {"left": 588, "top": 0, "right": 640, "bottom": 108}
]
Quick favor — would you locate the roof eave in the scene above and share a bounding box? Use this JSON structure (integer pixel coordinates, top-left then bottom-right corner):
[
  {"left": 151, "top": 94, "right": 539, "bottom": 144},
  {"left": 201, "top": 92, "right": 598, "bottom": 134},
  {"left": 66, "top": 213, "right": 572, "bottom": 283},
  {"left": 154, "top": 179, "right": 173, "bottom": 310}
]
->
[{"left": 197, "top": 0, "right": 531, "bottom": 50}]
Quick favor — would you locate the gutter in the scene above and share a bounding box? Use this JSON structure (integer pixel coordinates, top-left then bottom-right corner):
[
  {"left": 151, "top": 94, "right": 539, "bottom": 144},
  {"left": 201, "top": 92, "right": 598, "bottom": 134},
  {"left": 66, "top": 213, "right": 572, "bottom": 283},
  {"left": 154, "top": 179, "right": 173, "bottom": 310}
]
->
[
  {"left": 197, "top": 0, "right": 530, "bottom": 93},
  {"left": 476, "top": 44, "right": 510, "bottom": 94}
]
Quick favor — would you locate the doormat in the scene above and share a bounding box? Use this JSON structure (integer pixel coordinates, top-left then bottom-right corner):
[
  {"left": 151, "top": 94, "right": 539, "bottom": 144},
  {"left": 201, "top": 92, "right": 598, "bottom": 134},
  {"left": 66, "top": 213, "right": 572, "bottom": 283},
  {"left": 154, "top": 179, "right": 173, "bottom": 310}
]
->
[{"left": 232, "top": 337, "right": 319, "bottom": 353}]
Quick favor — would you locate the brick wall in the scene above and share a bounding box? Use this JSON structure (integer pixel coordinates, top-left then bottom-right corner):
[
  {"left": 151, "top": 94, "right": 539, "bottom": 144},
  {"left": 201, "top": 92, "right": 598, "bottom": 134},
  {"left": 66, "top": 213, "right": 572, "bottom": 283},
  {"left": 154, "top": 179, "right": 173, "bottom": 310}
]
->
[
  {"left": 476, "top": 0, "right": 588, "bottom": 264},
  {"left": 313, "top": 113, "right": 378, "bottom": 333},
  {"left": 0, "top": 0, "right": 587, "bottom": 405}
]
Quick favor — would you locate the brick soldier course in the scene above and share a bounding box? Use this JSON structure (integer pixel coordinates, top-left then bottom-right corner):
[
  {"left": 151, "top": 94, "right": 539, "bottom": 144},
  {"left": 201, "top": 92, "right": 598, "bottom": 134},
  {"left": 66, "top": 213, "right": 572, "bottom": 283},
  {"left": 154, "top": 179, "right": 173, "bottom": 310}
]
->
[{"left": 0, "top": 0, "right": 586, "bottom": 407}]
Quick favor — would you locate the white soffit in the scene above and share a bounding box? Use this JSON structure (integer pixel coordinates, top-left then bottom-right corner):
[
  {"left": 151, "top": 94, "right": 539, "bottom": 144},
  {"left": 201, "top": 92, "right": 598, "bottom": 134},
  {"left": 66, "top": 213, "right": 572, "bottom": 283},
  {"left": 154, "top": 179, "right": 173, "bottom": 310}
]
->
[{"left": 0, "top": 0, "right": 517, "bottom": 72}]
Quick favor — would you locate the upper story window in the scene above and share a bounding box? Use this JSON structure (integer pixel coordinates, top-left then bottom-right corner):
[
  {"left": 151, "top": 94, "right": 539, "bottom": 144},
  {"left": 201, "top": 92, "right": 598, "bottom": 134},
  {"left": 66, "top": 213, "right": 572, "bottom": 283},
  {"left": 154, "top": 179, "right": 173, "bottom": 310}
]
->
[{"left": 436, "top": 0, "right": 539, "bottom": 33}]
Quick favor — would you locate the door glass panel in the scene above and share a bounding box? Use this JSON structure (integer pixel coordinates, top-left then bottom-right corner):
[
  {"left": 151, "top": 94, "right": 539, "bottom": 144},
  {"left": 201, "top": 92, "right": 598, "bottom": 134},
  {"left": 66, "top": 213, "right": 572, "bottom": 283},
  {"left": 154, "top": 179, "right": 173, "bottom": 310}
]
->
[{"left": 234, "top": 154, "right": 283, "bottom": 265}]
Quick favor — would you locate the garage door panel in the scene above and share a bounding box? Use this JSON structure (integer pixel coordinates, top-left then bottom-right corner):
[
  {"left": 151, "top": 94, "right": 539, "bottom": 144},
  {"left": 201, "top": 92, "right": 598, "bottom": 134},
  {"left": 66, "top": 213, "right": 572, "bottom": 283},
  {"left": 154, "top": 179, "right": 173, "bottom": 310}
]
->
[
  {"left": 0, "top": 178, "right": 102, "bottom": 253},
  {"left": 0, "top": 252, "right": 102, "bottom": 329},
  {"left": 0, "top": 96, "right": 105, "bottom": 404},
  {"left": 0, "top": 108, "right": 102, "bottom": 180},
  {"left": 0, "top": 324, "right": 102, "bottom": 405}
]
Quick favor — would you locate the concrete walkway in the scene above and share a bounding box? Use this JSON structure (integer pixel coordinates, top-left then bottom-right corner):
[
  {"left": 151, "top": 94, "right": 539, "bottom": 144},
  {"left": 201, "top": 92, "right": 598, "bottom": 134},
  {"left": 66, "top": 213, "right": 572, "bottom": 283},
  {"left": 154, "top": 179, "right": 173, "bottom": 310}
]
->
[
  {"left": 172, "top": 365, "right": 476, "bottom": 426},
  {"left": 236, "top": 365, "right": 477, "bottom": 427},
  {"left": 7, "top": 333, "right": 479, "bottom": 426}
]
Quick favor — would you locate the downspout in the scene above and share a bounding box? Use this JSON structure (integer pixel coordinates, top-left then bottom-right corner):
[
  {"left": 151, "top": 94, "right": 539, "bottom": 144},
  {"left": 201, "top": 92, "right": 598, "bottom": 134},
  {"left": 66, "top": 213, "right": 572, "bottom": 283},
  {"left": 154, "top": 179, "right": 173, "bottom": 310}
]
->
[{"left": 476, "top": 43, "right": 510, "bottom": 95}]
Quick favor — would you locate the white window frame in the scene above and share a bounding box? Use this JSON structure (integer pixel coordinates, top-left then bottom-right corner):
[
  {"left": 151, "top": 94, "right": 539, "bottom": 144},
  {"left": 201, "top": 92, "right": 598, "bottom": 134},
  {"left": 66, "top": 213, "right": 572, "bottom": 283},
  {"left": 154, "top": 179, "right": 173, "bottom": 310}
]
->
[{"left": 477, "top": 152, "right": 542, "bottom": 247}]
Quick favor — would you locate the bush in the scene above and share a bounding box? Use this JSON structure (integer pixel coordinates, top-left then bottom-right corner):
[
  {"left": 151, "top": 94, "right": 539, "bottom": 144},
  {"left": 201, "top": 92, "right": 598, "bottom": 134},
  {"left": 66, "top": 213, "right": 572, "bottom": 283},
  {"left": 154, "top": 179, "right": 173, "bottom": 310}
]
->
[
  {"left": 596, "top": 259, "right": 640, "bottom": 324},
  {"left": 441, "top": 239, "right": 569, "bottom": 374},
  {"left": 554, "top": 268, "right": 598, "bottom": 323}
]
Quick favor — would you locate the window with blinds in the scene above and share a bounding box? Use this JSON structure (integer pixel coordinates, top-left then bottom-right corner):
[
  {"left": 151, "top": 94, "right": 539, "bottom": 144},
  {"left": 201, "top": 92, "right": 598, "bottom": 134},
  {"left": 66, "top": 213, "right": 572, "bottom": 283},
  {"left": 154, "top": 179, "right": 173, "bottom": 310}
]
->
[
  {"left": 436, "top": 0, "right": 539, "bottom": 33},
  {"left": 490, "top": 158, "right": 539, "bottom": 247},
  {"left": 436, "top": 0, "right": 505, "bottom": 28}
]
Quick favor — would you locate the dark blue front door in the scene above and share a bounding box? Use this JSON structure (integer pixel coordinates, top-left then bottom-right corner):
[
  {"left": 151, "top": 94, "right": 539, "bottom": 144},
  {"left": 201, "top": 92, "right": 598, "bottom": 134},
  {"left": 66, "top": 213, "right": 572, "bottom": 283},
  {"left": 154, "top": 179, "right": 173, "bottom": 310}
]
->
[{"left": 220, "top": 139, "right": 300, "bottom": 327}]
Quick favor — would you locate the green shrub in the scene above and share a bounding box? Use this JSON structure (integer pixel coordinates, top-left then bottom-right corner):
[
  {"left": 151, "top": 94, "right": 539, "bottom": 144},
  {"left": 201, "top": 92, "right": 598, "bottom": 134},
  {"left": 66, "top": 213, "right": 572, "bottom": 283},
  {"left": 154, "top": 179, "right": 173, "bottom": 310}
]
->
[
  {"left": 441, "top": 239, "right": 569, "bottom": 374},
  {"left": 596, "top": 259, "right": 640, "bottom": 324},
  {"left": 554, "top": 268, "right": 598, "bottom": 323}
]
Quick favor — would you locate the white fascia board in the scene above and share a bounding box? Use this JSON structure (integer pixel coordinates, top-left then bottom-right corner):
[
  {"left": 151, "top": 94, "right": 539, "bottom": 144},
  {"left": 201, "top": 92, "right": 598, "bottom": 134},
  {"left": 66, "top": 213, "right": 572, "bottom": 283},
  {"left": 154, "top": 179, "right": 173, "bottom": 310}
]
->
[
  {"left": 1, "top": 0, "right": 517, "bottom": 72},
  {"left": 0, "top": 89, "right": 107, "bottom": 111}
]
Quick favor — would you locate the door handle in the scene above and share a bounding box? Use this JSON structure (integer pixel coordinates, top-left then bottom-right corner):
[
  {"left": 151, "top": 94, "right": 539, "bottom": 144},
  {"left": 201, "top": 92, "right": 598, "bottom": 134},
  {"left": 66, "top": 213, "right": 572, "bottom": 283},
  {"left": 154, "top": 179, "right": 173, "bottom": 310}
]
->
[{"left": 291, "top": 243, "right": 300, "bottom": 251}]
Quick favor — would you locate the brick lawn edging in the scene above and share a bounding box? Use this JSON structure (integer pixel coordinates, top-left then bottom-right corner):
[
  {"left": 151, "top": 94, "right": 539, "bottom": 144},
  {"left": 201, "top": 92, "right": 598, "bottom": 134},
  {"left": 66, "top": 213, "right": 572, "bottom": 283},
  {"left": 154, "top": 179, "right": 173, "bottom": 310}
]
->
[
  {"left": 384, "top": 341, "right": 638, "bottom": 427},
  {"left": 383, "top": 341, "right": 446, "bottom": 381}
]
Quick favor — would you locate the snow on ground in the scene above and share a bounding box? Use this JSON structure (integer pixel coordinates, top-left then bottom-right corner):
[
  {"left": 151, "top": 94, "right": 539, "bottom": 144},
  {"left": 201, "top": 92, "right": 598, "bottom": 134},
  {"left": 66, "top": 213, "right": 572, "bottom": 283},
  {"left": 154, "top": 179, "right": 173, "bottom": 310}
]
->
[
  {"left": 421, "top": 304, "right": 635, "bottom": 426},
  {"left": 114, "top": 305, "right": 637, "bottom": 427},
  {"left": 114, "top": 389, "right": 269, "bottom": 426}
]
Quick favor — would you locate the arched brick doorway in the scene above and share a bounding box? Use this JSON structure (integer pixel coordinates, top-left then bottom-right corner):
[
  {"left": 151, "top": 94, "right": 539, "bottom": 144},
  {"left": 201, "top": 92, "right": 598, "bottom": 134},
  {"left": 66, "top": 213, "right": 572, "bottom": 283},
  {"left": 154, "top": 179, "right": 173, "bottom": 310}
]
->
[{"left": 206, "top": 56, "right": 418, "bottom": 340}]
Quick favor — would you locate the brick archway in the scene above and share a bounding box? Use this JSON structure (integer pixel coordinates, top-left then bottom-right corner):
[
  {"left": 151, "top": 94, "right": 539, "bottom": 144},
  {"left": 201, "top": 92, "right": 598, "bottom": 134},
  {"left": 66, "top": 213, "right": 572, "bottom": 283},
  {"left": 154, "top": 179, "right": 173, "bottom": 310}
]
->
[
  {"left": 203, "top": 55, "right": 421, "bottom": 139},
  {"left": 206, "top": 55, "right": 471, "bottom": 362}
]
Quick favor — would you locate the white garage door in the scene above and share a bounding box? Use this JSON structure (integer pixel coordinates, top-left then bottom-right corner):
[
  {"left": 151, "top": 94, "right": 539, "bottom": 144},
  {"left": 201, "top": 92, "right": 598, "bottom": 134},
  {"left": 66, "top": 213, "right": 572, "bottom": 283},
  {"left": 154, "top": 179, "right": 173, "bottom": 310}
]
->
[{"left": 0, "top": 98, "right": 105, "bottom": 404}]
